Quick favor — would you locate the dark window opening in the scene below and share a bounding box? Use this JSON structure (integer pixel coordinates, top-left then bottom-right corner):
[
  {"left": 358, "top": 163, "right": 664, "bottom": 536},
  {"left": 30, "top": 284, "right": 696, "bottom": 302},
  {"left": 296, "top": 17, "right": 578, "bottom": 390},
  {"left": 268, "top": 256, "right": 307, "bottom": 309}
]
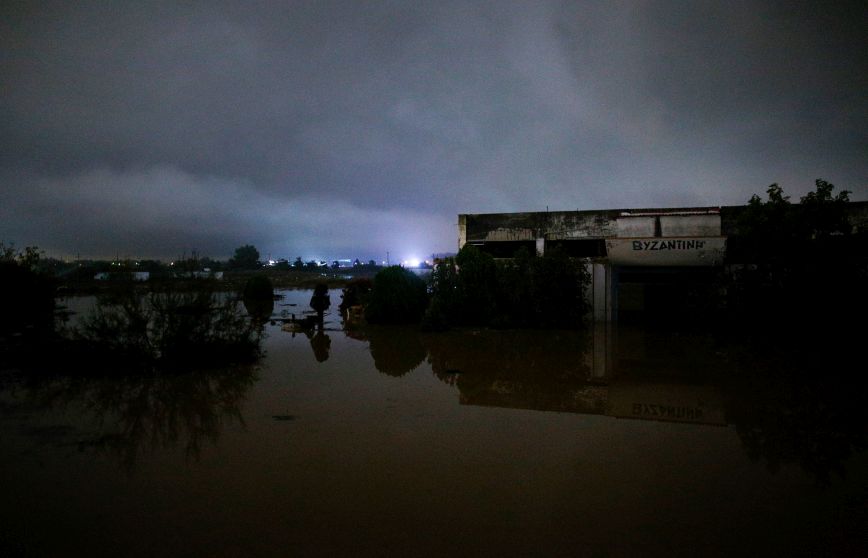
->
[
  {"left": 545, "top": 239, "right": 607, "bottom": 258},
  {"left": 471, "top": 240, "right": 536, "bottom": 258}
]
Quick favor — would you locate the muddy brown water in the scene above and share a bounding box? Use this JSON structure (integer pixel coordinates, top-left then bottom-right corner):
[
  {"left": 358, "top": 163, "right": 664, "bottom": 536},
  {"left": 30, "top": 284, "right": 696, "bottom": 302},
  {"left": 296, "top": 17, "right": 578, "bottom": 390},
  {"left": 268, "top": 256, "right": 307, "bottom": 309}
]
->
[{"left": 1, "top": 289, "right": 866, "bottom": 557}]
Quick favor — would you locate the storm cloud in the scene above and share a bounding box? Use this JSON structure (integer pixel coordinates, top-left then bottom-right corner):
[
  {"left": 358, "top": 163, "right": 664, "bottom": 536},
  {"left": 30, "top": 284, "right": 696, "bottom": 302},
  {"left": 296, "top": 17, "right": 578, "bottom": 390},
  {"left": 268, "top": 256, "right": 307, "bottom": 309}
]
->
[{"left": 2, "top": 0, "right": 866, "bottom": 260}]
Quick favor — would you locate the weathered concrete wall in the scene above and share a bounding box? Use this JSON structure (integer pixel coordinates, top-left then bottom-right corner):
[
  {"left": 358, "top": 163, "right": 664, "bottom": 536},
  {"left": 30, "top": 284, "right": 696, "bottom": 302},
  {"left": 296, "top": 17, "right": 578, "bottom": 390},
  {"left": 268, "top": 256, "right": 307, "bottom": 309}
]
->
[
  {"left": 460, "top": 212, "right": 547, "bottom": 244},
  {"left": 460, "top": 202, "right": 868, "bottom": 249},
  {"left": 460, "top": 206, "right": 726, "bottom": 248},
  {"left": 460, "top": 209, "right": 621, "bottom": 247},
  {"left": 617, "top": 217, "right": 656, "bottom": 238},
  {"left": 847, "top": 202, "right": 868, "bottom": 232},
  {"left": 660, "top": 214, "right": 720, "bottom": 237},
  {"left": 545, "top": 211, "right": 618, "bottom": 239}
]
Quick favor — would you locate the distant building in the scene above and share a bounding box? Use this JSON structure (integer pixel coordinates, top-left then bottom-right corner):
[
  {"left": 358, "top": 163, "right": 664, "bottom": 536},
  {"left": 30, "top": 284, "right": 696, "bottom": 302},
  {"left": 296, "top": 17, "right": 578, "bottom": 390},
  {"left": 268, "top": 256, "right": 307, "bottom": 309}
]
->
[
  {"left": 94, "top": 271, "right": 150, "bottom": 281},
  {"left": 431, "top": 252, "right": 456, "bottom": 263},
  {"left": 191, "top": 270, "right": 224, "bottom": 280}
]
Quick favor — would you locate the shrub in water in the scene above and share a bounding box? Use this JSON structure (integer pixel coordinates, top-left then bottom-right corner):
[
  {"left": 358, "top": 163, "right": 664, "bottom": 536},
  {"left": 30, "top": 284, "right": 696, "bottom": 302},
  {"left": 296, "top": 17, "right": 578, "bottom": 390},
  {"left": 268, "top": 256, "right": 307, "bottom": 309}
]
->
[
  {"left": 243, "top": 275, "right": 274, "bottom": 300},
  {"left": 365, "top": 266, "right": 428, "bottom": 324}
]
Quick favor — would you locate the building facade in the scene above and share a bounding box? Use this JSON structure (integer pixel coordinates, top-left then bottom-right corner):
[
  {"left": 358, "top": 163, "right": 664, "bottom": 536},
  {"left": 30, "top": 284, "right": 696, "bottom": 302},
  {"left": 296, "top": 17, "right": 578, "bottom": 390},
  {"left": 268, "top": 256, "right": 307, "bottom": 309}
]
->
[{"left": 458, "top": 202, "right": 868, "bottom": 322}]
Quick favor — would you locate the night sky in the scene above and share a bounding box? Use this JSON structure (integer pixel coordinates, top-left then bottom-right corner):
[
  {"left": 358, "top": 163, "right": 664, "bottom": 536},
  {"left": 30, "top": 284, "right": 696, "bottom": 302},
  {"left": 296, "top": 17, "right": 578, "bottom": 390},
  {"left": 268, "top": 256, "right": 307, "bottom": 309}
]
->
[{"left": 2, "top": 1, "right": 866, "bottom": 262}]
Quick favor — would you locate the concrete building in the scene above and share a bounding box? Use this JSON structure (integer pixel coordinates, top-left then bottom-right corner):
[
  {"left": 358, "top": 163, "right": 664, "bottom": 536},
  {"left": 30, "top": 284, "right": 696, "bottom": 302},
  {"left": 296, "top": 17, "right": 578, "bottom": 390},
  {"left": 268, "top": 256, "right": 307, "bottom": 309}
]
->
[
  {"left": 458, "top": 203, "right": 868, "bottom": 322},
  {"left": 459, "top": 206, "right": 731, "bottom": 322}
]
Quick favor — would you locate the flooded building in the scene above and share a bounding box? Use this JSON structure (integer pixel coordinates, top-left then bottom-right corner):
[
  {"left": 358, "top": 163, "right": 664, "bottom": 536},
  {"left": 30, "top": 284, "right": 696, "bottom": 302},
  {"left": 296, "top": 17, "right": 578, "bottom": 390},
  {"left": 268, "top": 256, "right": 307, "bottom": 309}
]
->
[
  {"left": 458, "top": 206, "right": 731, "bottom": 322},
  {"left": 458, "top": 203, "right": 868, "bottom": 322}
]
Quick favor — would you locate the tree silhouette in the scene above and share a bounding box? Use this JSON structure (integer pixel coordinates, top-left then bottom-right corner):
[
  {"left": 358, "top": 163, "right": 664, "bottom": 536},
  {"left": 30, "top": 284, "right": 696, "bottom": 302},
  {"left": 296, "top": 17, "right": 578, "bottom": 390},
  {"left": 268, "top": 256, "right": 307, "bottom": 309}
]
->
[{"left": 228, "top": 245, "right": 260, "bottom": 269}]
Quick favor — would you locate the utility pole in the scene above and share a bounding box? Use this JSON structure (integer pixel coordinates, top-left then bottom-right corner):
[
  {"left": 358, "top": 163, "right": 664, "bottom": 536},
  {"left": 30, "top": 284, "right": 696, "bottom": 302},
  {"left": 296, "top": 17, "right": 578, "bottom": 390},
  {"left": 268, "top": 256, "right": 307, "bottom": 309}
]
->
[{"left": 386, "top": 251, "right": 390, "bottom": 266}]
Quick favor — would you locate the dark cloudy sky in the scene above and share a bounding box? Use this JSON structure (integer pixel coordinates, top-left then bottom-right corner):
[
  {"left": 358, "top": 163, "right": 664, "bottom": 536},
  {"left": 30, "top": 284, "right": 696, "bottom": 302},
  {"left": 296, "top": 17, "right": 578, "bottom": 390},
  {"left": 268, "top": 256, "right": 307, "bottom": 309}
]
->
[{"left": 2, "top": 1, "right": 866, "bottom": 262}]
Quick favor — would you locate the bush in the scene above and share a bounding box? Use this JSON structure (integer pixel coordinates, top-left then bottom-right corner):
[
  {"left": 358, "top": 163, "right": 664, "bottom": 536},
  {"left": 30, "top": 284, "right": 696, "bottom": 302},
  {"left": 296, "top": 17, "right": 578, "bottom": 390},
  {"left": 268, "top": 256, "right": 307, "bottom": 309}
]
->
[
  {"left": 242, "top": 275, "right": 273, "bottom": 300},
  {"left": 725, "top": 179, "right": 864, "bottom": 339},
  {"left": 365, "top": 266, "right": 428, "bottom": 324},
  {"left": 339, "top": 278, "right": 373, "bottom": 314},
  {"left": 310, "top": 283, "right": 331, "bottom": 317},
  {"left": 524, "top": 247, "right": 588, "bottom": 328},
  {"left": 454, "top": 244, "right": 498, "bottom": 325},
  {"left": 426, "top": 245, "right": 589, "bottom": 330},
  {"left": 75, "top": 288, "right": 262, "bottom": 371},
  {"left": 242, "top": 275, "right": 274, "bottom": 323},
  {"left": 0, "top": 244, "right": 56, "bottom": 339}
]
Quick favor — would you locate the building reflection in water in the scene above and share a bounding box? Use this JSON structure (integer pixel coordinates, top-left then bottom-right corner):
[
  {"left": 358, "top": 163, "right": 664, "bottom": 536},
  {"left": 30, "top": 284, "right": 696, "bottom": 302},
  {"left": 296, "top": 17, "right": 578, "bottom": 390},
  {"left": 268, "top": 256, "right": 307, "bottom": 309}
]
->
[
  {"left": 419, "top": 326, "right": 727, "bottom": 425},
  {"left": 359, "top": 323, "right": 868, "bottom": 485}
]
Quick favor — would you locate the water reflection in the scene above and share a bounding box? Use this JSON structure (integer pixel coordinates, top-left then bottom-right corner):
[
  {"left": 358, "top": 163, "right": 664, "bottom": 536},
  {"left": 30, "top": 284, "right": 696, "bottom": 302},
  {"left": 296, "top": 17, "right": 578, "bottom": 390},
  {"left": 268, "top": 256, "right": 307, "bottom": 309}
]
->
[
  {"left": 308, "top": 328, "right": 331, "bottom": 362},
  {"left": 363, "top": 326, "right": 427, "bottom": 377},
  {"left": 423, "top": 329, "right": 603, "bottom": 413},
  {"left": 419, "top": 328, "right": 727, "bottom": 423},
  {"left": 73, "top": 288, "right": 264, "bottom": 372},
  {"left": 725, "top": 352, "right": 868, "bottom": 486},
  {"left": 2, "top": 290, "right": 865, "bottom": 556},
  {"left": 1, "top": 289, "right": 264, "bottom": 471},
  {"left": 354, "top": 323, "right": 867, "bottom": 484},
  {"left": 242, "top": 296, "right": 274, "bottom": 325},
  {"left": 5, "top": 365, "right": 256, "bottom": 471}
]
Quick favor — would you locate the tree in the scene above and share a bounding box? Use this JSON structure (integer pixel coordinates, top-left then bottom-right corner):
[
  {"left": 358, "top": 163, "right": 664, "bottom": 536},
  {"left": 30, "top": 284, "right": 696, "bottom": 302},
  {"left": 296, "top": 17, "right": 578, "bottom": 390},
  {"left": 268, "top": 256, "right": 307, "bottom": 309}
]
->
[
  {"left": 242, "top": 275, "right": 274, "bottom": 324},
  {"left": 454, "top": 244, "right": 498, "bottom": 325},
  {"left": 422, "top": 255, "right": 462, "bottom": 331},
  {"left": 0, "top": 242, "right": 56, "bottom": 338},
  {"left": 365, "top": 266, "right": 428, "bottom": 324},
  {"left": 736, "top": 179, "right": 852, "bottom": 265},
  {"left": 799, "top": 179, "right": 851, "bottom": 240},
  {"left": 728, "top": 179, "right": 861, "bottom": 337},
  {"left": 228, "top": 245, "right": 260, "bottom": 270},
  {"left": 310, "top": 283, "right": 331, "bottom": 322}
]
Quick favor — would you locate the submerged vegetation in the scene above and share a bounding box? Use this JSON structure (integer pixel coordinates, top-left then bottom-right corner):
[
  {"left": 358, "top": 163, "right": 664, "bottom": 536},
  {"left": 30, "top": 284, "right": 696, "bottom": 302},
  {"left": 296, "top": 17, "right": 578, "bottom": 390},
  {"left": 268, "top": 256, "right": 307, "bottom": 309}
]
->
[
  {"left": 338, "top": 277, "right": 373, "bottom": 315},
  {"left": 1, "top": 265, "right": 264, "bottom": 377},
  {"left": 360, "top": 245, "right": 590, "bottom": 330},
  {"left": 1, "top": 178, "right": 864, "bottom": 372},
  {"left": 73, "top": 287, "right": 263, "bottom": 373},
  {"left": 241, "top": 274, "right": 275, "bottom": 324},
  {"left": 424, "top": 245, "right": 590, "bottom": 330},
  {"left": 1, "top": 180, "right": 866, "bottom": 491},
  {"left": 364, "top": 266, "right": 428, "bottom": 324}
]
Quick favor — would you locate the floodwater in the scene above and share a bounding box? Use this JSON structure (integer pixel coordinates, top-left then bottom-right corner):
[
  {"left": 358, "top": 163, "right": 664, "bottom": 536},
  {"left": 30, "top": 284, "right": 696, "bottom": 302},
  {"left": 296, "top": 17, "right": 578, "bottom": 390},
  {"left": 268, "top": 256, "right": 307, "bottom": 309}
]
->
[{"left": 1, "top": 289, "right": 866, "bottom": 557}]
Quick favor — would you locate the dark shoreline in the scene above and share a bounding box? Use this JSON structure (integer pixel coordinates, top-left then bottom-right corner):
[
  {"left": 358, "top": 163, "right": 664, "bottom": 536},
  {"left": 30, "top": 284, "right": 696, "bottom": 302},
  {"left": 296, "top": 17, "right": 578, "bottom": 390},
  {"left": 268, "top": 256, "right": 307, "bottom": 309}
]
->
[{"left": 55, "top": 269, "right": 370, "bottom": 296}]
